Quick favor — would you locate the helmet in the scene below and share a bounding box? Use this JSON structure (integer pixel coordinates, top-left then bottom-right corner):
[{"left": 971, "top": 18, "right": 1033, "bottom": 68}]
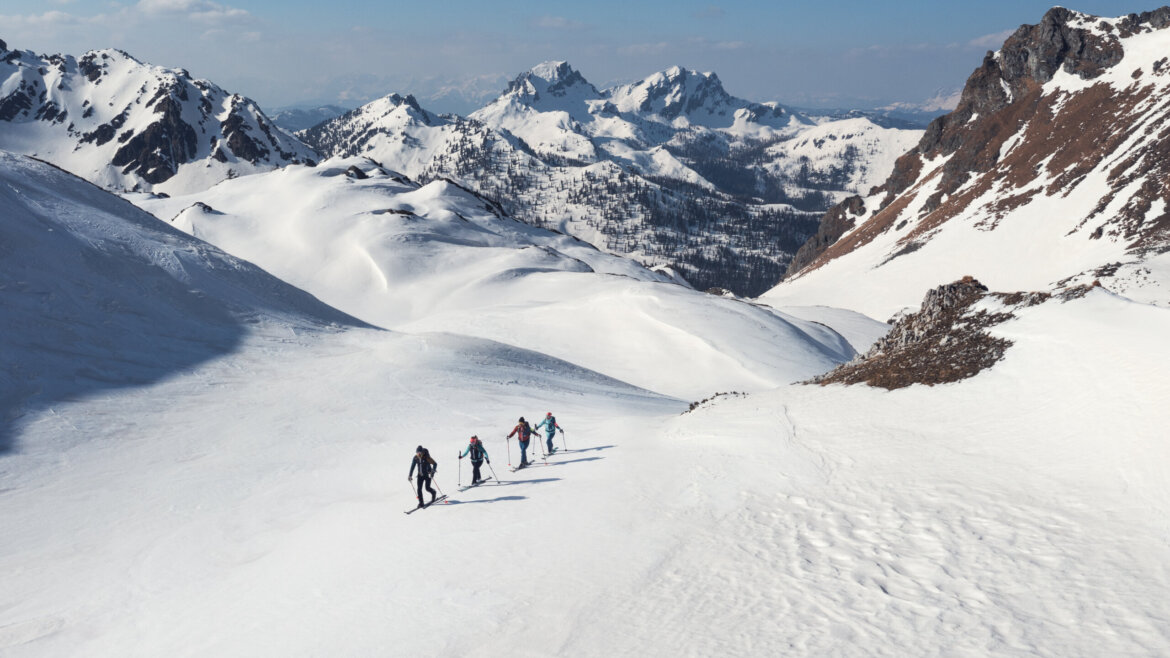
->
[
  {"left": 546, "top": 412, "right": 552, "bottom": 417},
  {"left": 470, "top": 436, "right": 478, "bottom": 442},
  {"left": 519, "top": 417, "right": 525, "bottom": 423}
]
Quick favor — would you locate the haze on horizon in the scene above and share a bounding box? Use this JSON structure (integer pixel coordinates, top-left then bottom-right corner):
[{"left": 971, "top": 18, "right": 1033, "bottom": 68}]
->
[{"left": 0, "top": 0, "right": 1156, "bottom": 114}]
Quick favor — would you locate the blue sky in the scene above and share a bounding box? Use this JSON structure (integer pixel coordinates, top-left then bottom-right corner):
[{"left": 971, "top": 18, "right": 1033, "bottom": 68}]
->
[{"left": 0, "top": 1, "right": 1157, "bottom": 112}]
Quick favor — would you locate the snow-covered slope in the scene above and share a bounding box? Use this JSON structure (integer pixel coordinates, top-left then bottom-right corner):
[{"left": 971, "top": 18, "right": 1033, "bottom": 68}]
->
[
  {"left": 0, "top": 150, "right": 358, "bottom": 453},
  {"left": 0, "top": 39, "right": 316, "bottom": 195},
  {"left": 765, "top": 8, "right": 1170, "bottom": 319},
  {"left": 301, "top": 63, "right": 922, "bottom": 296},
  {"left": 4, "top": 162, "right": 1168, "bottom": 654},
  {"left": 654, "top": 288, "right": 1170, "bottom": 656},
  {"left": 131, "top": 157, "right": 862, "bottom": 399}
]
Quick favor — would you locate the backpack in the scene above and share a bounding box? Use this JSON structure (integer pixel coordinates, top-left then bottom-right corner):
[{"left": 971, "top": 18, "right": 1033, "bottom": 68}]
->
[{"left": 418, "top": 449, "right": 435, "bottom": 475}]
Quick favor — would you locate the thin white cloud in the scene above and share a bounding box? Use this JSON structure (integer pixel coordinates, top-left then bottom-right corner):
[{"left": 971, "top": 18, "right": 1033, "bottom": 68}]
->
[
  {"left": 968, "top": 29, "right": 1015, "bottom": 50},
  {"left": 693, "top": 5, "right": 726, "bottom": 20},
  {"left": 0, "top": 10, "right": 90, "bottom": 27},
  {"left": 532, "top": 15, "right": 587, "bottom": 30},
  {"left": 617, "top": 41, "right": 672, "bottom": 56},
  {"left": 136, "top": 0, "right": 248, "bottom": 22},
  {"left": 137, "top": 0, "right": 202, "bottom": 11}
]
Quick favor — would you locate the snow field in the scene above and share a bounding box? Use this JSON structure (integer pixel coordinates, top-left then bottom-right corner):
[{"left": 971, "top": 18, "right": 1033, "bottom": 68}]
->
[
  {"left": 0, "top": 326, "right": 680, "bottom": 656},
  {"left": 134, "top": 157, "right": 862, "bottom": 400},
  {"left": 5, "top": 293, "right": 1169, "bottom": 656}
]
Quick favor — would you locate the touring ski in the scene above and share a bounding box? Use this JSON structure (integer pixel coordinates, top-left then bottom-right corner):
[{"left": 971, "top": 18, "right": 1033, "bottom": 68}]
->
[
  {"left": 458, "top": 477, "right": 493, "bottom": 492},
  {"left": 404, "top": 494, "right": 448, "bottom": 514}
]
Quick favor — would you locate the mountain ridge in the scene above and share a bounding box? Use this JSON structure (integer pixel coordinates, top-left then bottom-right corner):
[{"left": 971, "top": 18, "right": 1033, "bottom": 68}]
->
[
  {"left": 767, "top": 6, "right": 1170, "bottom": 317},
  {"left": 0, "top": 39, "right": 316, "bottom": 195}
]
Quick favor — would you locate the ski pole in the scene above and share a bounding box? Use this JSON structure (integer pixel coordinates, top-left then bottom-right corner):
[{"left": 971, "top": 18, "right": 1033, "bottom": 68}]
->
[
  {"left": 505, "top": 436, "right": 512, "bottom": 467},
  {"left": 408, "top": 476, "right": 419, "bottom": 504},
  {"left": 487, "top": 460, "right": 499, "bottom": 483},
  {"left": 561, "top": 429, "right": 568, "bottom": 451},
  {"left": 433, "top": 475, "right": 445, "bottom": 498},
  {"left": 458, "top": 452, "right": 462, "bottom": 487}
]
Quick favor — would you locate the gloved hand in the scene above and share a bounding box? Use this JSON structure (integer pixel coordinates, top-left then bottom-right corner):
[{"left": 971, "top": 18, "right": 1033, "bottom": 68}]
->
[
  {"left": 458, "top": 455, "right": 463, "bottom": 460},
  {"left": 486, "top": 459, "right": 491, "bottom": 465}
]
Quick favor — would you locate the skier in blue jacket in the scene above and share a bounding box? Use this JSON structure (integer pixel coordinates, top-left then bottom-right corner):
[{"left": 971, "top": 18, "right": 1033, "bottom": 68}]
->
[
  {"left": 535, "top": 412, "right": 563, "bottom": 453},
  {"left": 458, "top": 435, "right": 490, "bottom": 484}
]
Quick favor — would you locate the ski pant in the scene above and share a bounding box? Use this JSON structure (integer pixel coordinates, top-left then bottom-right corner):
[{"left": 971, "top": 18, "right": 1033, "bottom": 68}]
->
[
  {"left": 416, "top": 475, "right": 435, "bottom": 502},
  {"left": 471, "top": 460, "right": 483, "bottom": 483},
  {"left": 519, "top": 439, "right": 530, "bottom": 464},
  {"left": 546, "top": 432, "right": 555, "bottom": 453}
]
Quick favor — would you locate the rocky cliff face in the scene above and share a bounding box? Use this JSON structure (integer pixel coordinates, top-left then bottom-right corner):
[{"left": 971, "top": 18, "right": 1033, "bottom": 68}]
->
[
  {"left": 773, "top": 7, "right": 1170, "bottom": 316},
  {"left": 0, "top": 41, "right": 316, "bottom": 194}
]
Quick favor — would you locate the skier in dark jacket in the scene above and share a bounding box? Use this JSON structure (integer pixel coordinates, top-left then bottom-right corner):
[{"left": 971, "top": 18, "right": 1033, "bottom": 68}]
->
[
  {"left": 458, "top": 435, "right": 490, "bottom": 484},
  {"left": 408, "top": 445, "right": 438, "bottom": 508},
  {"left": 507, "top": 417, "right": 534, "bottom": 466},
  {"left": 535, "top": 412, "right": 563, "bottom": 453}
]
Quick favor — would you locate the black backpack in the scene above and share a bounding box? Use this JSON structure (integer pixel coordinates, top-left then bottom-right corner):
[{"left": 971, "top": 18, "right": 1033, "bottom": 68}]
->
[{"left": 418, "top": 449, "right": 435, "bottom": 474}]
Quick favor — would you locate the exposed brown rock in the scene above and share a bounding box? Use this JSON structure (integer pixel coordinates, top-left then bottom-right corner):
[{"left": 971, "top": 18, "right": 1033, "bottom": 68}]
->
[
  {"left": 809, "top": 277, "right": 1018, "bottom": 389},
  {"left": 783, "top": 195, "right": 865, "bottom": 278},
  {"left": 784, "top": 6, "right": 1170, "bottom": 281}
]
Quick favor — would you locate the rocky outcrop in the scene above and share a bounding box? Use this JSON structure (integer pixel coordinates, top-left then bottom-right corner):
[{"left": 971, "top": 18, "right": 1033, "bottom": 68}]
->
[
  {"left": 810, "top": 277, "right": 1013, "bottom": 389},
  {"left": 111, "top": 96, "right": 198, "bottom": 184},
  {"left": 784, "top": 195, "right": 865, "bottom": 278}
]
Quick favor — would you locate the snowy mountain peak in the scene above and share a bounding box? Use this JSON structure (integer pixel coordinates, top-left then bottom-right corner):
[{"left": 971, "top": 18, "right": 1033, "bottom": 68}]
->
[
  {"left": 608, "top": 66, "right": 734, "bottom": 120},
  {"left": 0, "top": 39, "right": 316, "bottom": 195},
  {"left": 528, "top": 60, "right": 574, "bottom": 82},
  {"left": 306, "top": 58, "right": 922, "bottom": 295},
  {"left": 502, "top": 60, "right": 599, "bottom": 104},
  {"left": 364, "top": 93, "right": 430, "bottom": 119}
]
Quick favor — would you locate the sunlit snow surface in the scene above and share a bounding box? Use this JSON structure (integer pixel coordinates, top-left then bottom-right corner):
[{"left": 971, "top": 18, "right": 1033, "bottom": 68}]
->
[
  {"left": 3, "top": 148, "right": 1170, "bottom": 657},
  {"left": 130, "top": 157, "right": 862, "bottom": 399}
]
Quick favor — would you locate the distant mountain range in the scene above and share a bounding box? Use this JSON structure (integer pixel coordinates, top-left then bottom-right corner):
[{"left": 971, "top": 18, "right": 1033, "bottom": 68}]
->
[
  {"left": 298, "top": 62, "right": 921, "bottom": 294},
  {"left": 18, "top": 8, "right": 1166, "bottom": 305},
  {"left": 270, "top": 105, "right": 349, "bottom": 132}
]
